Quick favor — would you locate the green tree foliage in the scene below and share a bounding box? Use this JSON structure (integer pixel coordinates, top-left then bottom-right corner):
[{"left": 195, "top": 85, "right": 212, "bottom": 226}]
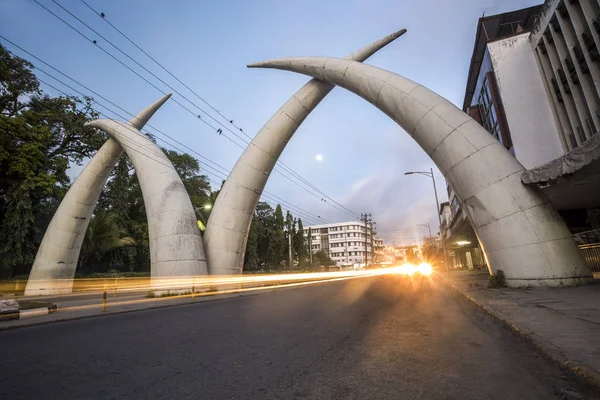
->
[
  {"left": 0, "top": 43, "right": 313, "bottom": 278},
  {"left": 293, "top": 218, "right": 306, "bottom": 266},
  {"left": 79, "top": 209, "right": 135, "bottom": 272},
  {"left": 313, "top": 249, "right": 336, "bottom": 267},
  {"left": 0, "top": 44, "right": 40, "bottom": 116},
  {"left": 243, "top": 202, "right": 312, "bottom": 272},
  {"left": 269, "top": 204, "right": 286, "bottom": 269},
  {"left": 0, "top": 44, "right": 104, "bottom": 277},
  {"left": 284, "top": 210, "right": 296, "bottom": 268},
  {"left": 162, "top": 148, "right": 211, "bottom": 215},
  {"left": 97, "top": 156, "right": 149, "bottom": 272},
  {"left": 94, "top": 147, "right": 213, "bottom": 273}
]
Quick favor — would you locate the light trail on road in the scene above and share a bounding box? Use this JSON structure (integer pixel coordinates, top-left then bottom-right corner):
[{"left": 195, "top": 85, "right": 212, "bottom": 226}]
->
[{"left": 1, "top": 264, "right": 435, "bottom": 314}]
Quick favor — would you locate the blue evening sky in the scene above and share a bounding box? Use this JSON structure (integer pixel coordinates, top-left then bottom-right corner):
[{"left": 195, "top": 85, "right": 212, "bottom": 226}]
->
[{"left": 1, "top": 0, "right": 541, "bottom": 245}]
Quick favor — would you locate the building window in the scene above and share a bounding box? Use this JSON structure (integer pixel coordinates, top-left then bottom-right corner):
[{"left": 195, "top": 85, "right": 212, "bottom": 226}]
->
[{"left": 478, "top": 77, "right": 503, "bottom": 144}]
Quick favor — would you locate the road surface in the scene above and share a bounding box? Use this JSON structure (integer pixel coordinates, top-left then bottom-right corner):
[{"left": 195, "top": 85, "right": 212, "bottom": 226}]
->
[{"left": 0, "top": 275, "right": 593, "bottom": 399}]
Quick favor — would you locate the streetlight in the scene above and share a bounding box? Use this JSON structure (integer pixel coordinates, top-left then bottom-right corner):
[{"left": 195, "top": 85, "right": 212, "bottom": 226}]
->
[
  {"left": 405, "top": 168, "right": 448, "bottom": 271},
  {"left": 194, "top": 204, "right": 212, "bottom": 231}
]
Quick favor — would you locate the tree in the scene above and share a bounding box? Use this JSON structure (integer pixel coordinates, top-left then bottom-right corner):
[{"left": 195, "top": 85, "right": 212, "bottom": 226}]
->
[
  {"left": 266, "top": 204, "right": 286, "bottom": 269},
  {"left": 79, "top": 209, "right": 135, "bottom": 272},
  {"left": 313, "top": 250, "right": 336, "bottom": 267},
  {"left": 0, "top": 43, "right": 40, "bottom": 116},
  {"left": 243, "top": 215, "right": 261, "bottom": 272},
  {"left": 98, "top": 156, "right": 149, "bottom": 272},
  {"left": 0, "top": 44, "right": 104, "bottom": 277},
  {"left": 284, "top": 210, "right": 296, "bottom": 268},
  {"left": 293, "top": 218, "right": 306, "bottom": 266},
  {"left": 162, "top": 148, "right": 211, "bottom": 219}
]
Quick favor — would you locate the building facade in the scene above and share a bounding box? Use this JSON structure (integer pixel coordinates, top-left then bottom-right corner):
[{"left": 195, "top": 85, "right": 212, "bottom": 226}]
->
[
  {"left": 304, "top": 222, "right": 378, "bottom": 267},
  {"left": 445, "top": 1, "right": 600, "bottom": 273}
]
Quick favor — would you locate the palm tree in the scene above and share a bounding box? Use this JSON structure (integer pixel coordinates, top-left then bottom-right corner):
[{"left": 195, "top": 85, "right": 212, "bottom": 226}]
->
[{"left": 79, "top": 209, "right": 135, "bottom": 269}]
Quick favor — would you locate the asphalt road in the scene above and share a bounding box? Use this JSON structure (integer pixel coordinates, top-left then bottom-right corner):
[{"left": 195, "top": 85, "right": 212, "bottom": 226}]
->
[{"left": 0, "top": 276, "right": 594, "bottom": 399}]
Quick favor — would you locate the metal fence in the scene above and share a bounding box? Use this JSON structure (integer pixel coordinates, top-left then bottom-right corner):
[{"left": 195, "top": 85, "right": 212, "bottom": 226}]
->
[{"left": 578, "top": 243, "right": 600, "bottom": 273}]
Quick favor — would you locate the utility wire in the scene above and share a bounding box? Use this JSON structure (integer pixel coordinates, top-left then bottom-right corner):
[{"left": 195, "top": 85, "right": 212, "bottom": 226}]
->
[
  {"left": 36, "top": 73, "right": 325, "bottom": 225},
  {"left": 52, "top": 0, "right": 360, "bottom": 219},
  {"left": 78, "top": 0, "right": 252, "bottom": 140},
  {"left": 47, "top": 0, "right": 252, "bottom": 146},
  {"left": 17, "top": 2, "right": 359, "bottom": 220},
  {"left": 31, "top": 0, "right": 247, "bottom": 150},
  {"left": 5, "top": 41, "right": 331, "bottom": 225}
]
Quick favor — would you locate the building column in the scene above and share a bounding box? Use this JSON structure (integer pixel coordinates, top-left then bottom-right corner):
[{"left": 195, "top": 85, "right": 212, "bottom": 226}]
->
[
  {"left": 535, "top": 46, "right": 571, "bottom": 152},
  {"left": 576, "top": 0, "right": 600, "bottom": 94},
  {"left": 562, "top": 1, "right": 600, "bottom": 132},
  {"left": 553, "top": 11, "right": 595, "bottom": 141},
  {"left": 543, "top": 33, "right": 585, "bottom": 147}
]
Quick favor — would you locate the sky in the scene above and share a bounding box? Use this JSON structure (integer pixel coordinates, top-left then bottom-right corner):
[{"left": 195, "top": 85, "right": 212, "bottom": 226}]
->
[{"left": 1, "top": 0, "right": 542, "bottom": 245}]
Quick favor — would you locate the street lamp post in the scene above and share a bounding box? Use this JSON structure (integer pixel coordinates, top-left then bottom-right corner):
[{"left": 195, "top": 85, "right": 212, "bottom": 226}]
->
[
  {"left": 405, "top": 168, "right": 448, "bottom": 271},
  {"left": 194, "top": 204, "right": 212, "bottom": 231}
]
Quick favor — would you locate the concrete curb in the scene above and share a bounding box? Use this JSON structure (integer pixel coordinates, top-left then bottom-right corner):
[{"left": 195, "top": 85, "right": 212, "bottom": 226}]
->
[
  {"left": 0, "top": 304, "right": 57, "bottom": 321},
  {"left": 440, "top": 276, "right": 600, "bottom": 391}
]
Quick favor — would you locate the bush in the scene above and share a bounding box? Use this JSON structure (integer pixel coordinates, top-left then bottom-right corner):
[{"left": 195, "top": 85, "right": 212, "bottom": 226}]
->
[{"left": 488, "top": 270, "right": 507, "bottom": 288}]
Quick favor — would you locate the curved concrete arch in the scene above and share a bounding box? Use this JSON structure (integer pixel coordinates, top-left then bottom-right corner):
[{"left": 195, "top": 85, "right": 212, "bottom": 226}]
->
[
  {"left": 249, "top": 56, "right": 593, "bottom": 287},
  {"left": 25, "top": 94, "right": 172, "bottom": 295},
  {"left": 85, "top": 119, "right": 208, "bottom": 282},
  {"left": 204, "top": 29, "right": 407, "bottom": 275}
]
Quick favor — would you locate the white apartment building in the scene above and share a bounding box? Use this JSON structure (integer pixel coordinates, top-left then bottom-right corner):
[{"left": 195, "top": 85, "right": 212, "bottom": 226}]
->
[
  {"left": 303, "top": 221, "right": 380, "bottom": 266},
  {"left": 445, "top": 1, "right": 600, "bottom": 273},
  {"left": 460, "top": 2, "right": 600, "bottom": 212}
]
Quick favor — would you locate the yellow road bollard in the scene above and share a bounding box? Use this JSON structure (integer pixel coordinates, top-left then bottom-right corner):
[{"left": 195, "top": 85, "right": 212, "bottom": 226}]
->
[
  {"left": 14, "top": 280, "right": 19, "bottom": 302},
  {"left": 192, "top": 277, "right": 195, "bottom": 299},
  {"left": 102, "top": 287, "right": 107, "bottom": 312}
]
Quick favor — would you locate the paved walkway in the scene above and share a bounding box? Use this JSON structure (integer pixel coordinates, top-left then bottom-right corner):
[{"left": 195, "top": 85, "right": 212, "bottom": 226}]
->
[{"left": 442, "top": 270, "right": 600, "bottom": 389}]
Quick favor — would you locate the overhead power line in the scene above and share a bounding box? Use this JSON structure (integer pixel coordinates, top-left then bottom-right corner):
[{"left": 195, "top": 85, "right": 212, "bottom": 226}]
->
[
  {"left": 36, "top": 73, "right": 327, "bottom": 225},
  {"left": 23, "top": 85, "right": 326, "bottom": 227},
  {"left": 38, "top": 0, "right": 360, "bottom": 220},
  {"left": 1, "top": 38, "right": 331, "bottom": 226},
  {"left": 78, "top": 0, "right": 252, "bottom": 140}
]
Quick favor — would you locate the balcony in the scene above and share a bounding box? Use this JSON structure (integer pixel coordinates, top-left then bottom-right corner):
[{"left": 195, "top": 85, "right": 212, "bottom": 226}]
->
[
  {"left": 581, "top": 31, "right": 599, "bottom": 62},
  {"left": 571, "top": 43, "right": 589, "bottom": 74},
  {"left": 564, "top": 55, "right": 580, "bottom": 83},
  {"left": 557, "top": 68, "right": 571, "bottom": 93},
  {"left": 593, "top": 15, "right": 600, "bottom": 35},
  {"left": 551, "top": 78, "right": 564, "bottom": 103}
]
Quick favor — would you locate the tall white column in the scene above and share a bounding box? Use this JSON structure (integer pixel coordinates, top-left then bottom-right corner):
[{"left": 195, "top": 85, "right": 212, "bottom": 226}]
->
[
  {"left": 249, "top": 56, "right": 593, "bottom": 287},
  {"left": 204, "top": 29, "right": 407, "bottom": 275},
  {"left": 25, "top": 94, "right": 172, "bottom": 295},
  {"left": 85, "top": 119, "right": 208, "bottom": 286}
]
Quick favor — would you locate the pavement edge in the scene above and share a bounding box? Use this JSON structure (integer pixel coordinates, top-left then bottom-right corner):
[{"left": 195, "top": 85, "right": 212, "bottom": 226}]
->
[{"left": 439, "top": 275, "right": 600, "bottom": 391}]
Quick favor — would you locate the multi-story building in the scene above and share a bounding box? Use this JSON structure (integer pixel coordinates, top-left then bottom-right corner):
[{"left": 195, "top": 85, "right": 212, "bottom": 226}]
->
[
  {"left": 303, "top": 222, "right": 377, "bottom": 266},
  {"left": 444, "top": 1, "right": 600, "bottom": 272},
  {"left": 374, "top": 237, "right": 385, "bottom": 263}
]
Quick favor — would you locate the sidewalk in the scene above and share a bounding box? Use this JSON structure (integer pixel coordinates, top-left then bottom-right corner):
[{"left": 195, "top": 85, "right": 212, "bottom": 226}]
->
[{"left": 441, "top": 270, "right": 600, "bottom": 389}]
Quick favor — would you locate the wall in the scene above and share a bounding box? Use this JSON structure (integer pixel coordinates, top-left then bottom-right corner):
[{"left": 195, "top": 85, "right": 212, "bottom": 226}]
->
[
  {"left": 488, "top": 32, "right": 566, "bottom": 169},
  {"left": 529, "top": 0, "right": 561, "bottom": 47}
]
